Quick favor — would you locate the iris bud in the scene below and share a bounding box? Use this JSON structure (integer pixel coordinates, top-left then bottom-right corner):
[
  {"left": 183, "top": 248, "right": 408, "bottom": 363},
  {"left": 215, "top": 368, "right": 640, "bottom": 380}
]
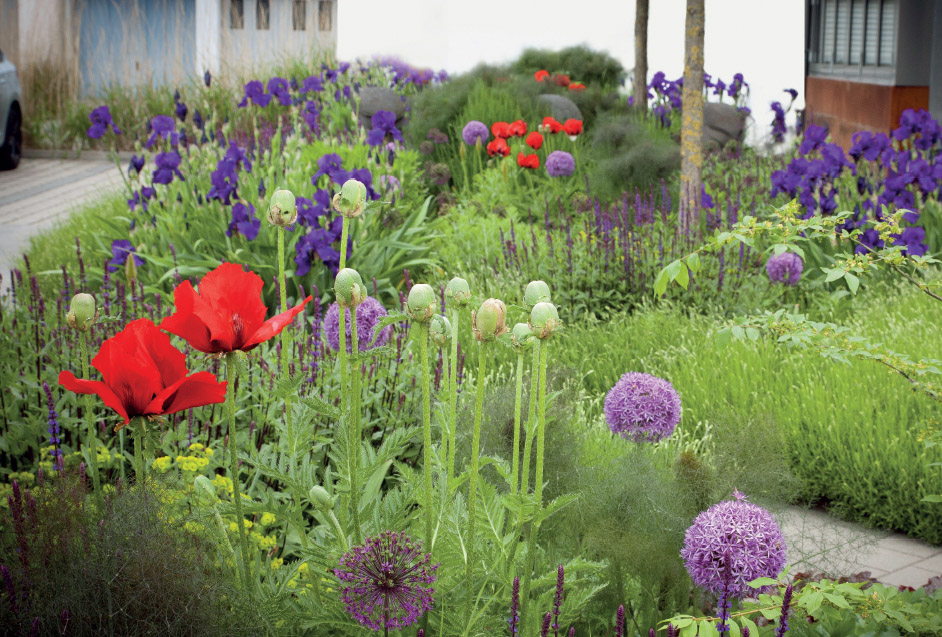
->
[
  {"left": 406, "top": 284, "right": 436, "bottom": 322},
  {"left": 333, "top": 178, "right": 368, "bottom": 218},
  {"left": 334, "top": 268, "right": 366, "bottom": 308},
  {"left": 67, "top": 293, "right": 98, "bottom": 331},
  {"left": 472, "top": 298, "right": 507, "bottom": 341},
  {"left": 511, "top": 322, "right": 534, "bottom": 352},
  {"left": 445, "top": 276, "right": 471, "bottom": 307},
  {"left": 309, "top": 485, "right": 334, "bottom": 511},
  {"left": 529, "top": 302, "right": 560, "bottom": 339},
  {"left": 267, "top": 189, "right": 298, "bottom": 227},
  {"left": 430, "top": 314, "right": 452, "bottom": 348},
  {"left": 524, "top": 280, "right": 551, "bottom": 309}
]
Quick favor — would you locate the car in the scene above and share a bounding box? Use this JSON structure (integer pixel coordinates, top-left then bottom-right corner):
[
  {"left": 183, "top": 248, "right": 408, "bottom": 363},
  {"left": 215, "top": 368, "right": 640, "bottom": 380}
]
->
[{"left": 0, "top": 47, "right": 23, "bottom": 170}]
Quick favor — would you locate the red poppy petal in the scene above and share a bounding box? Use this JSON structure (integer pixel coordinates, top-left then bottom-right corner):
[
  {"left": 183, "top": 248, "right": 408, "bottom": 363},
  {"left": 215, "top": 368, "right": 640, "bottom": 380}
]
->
[
  {"left": 198, "top": 263, "right": 268, "bottom": 351},
  {"left": 91, "top": 326, "right": 163, "bottom": 414},
  {"left": 126, "top": 319, "right": 188, "bottom": 389},
  {"left": 159, "top": 280, "right": 218, "bottom": 353},
  {"left": 59, "top": 370, "right": 130, "bottom": 426},
  {"left": 146, "top": 371, "right": 227, "bottom": 417},
  {"left": 242, "top": 296, "right": 312, "bottom": 351}
]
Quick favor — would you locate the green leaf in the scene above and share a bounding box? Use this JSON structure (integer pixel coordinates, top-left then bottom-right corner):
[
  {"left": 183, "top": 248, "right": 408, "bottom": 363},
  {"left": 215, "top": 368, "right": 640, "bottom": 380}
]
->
[
  {"left": 921, "top": 494, "right": 942, "bottom": 503},
  {"left": 369, "top": 310, "right": 408, "bottom": 344},
  {"left": 300, "top": 395, "right": 341, "bottom": 420},
  {"left": 731, "top": 325, "right": 745, "bottom": 340},
  {"left": 654, "top": 268, "right": 670, "bottom": 297},
  {"left": 844, "top": 272, "right": 860, "bottom": 294},
  {"left": 745, "top": 327, "right": 760, "bottom": 342},
  {"left": 361, "top": 460, "right": 393, "bottom": 507},
  {"left": 675, "top": 262, "right": 690, "bottom": 290},
  {"left": 823, "top": 592, "right": 850, "bottom": 609},
  {"left": 714, "top": 327, "right": 732, "bottom": 348},
  {"left": 748, "top": 577, "right": 779, "bottom": 588},
  {"left": 351, "top": 345, "right": 393, "bottom": 363},
  {"left": 686, "top": 253, "right": 701, "bottom": 275},
  {"left": 824, "top": 268, "right": 846, "bottom": 283}
]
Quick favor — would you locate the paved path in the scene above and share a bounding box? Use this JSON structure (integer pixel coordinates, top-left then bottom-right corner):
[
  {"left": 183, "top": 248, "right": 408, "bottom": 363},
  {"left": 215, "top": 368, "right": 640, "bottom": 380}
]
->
[{"left": 0, "top": 157, "right": 125, "bottom": 275}]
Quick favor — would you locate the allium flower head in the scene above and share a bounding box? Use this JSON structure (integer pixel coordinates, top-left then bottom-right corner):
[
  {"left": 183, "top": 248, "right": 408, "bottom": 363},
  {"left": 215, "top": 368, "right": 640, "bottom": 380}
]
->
[
  {"left": 765, "top": 252, "right": 803, "bottom": 286},
  {"left": 323, "top": 296, "right": 393, "bottom": 352},
  {"left": 604, "top": 372, "right": 681, "bottom": 442},
  {"left": 334, "top": 530, "right": 438, "bottom": 631},
  {"left": 681, "top": 490, "right": 787, "bottom": 598},
  {"left": 545, "top": 151, "right": 575, "bottom": 177}
]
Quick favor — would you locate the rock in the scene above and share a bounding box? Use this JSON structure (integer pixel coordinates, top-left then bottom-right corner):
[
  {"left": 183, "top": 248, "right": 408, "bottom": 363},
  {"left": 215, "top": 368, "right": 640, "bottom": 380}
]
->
[
  {"left": 358, "top": 86, "right": 406, "bottom": 128},
  {"left": 703, "top": 102, "right": 746, "bottom": 148},
  {"left": 537, "top": 94, "right": 583, "bottom": 122}
]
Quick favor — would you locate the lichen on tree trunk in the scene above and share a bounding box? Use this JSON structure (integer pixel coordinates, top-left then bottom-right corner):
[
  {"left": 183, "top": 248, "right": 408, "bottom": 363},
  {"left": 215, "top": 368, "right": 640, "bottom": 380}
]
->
[
  {"left": 680, "top": 0, "right": 704, "bottom": 236},
  {"left": 634, "top": 0, "right": 649, "bottom": 111}
]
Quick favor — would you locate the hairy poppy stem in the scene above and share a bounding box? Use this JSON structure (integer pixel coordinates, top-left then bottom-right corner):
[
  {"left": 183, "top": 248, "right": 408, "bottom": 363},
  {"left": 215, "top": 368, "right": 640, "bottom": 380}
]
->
[
  {"left": 447, "top": 307, "right": 459, "bottom": 490},
  {"left": 418, "top": 321, "right": 433, "bottom": 549},
  {"left": 520, "top": 339, "right": 548, "bottom": 630},
  {"left": 78, "top": 331, "right": 101, "bottom": 495},
  {"left": 277, "top": 226, "right": 294, "bottom": 430},
  {"left": 465, "top": 341, "right": 488, "bottom": 622},
  {"left": 349, "top": 305, "right": 362, "bottom": 545},
  {"left": 132, "top": 418, "right": 145, "bottom": 485},
  {"left": 511, "top": 351, "right": 524, "bottom": 496},
  {"left": 520, "top": 341, "right": 541, "bottom": 510},
  {"left": 225, "top": 352, "right": 251, "bottom": 587}
]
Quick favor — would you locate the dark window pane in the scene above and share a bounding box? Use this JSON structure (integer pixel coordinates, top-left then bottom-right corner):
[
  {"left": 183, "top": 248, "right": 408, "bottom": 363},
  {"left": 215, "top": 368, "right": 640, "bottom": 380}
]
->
[
  {"left": 318, "top": 0, "right": 332, "bottom": 31},
  {"left": 257, "top": 0, "right": 270, "bottom": 30},
  {"left": 822, "top": 0, "right": 836, "bottom": 63},
  {"left": 293, "top": 0, "right": 306, "bottom": 30},
  {"left": 230, "top": 0, "right": 244, "bottom": 29},
  {"left": 835, "top": 0, "right": 850, "bottom": 63},
  {"left": 864, "top": 0, "right": 880, "bottom": 65},
  {"left": 879, "top": 0, "right": 896, "bottom": 65},
  {"left": 849, "top": 0, "right": 864, "bottom": 64}
]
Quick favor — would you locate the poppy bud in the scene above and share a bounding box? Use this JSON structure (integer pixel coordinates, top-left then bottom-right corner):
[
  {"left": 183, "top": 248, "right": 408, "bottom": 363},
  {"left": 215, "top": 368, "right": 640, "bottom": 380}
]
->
[
  {"left": 309, "top": 485, "right": 334, "bottom": 511},
  {"left": 406, "top": 284, "right": 436, "bottom": 322},
  {"left": 193, "top": 475, "right": 217, "bottom": 503},
  {"left": 524, "top": 280, "right": 551, "bottom": 309},
  {"left": 334, "top": 268, "right": 366, "bottom": 308},
  {"left": 67, "top": 293, "right": 98, "bottom": 331},
  {"left": 333, "top": 178, "right": 367, "bottom": 218},
  {"left": 445, "top": 277, "right": 471, "bottom": 307},
  {"left": 511, "top": 322, "right": 534, "bottom": 352},
  {"left": 529, "top": 302, "right": 560, "bottom": 339},
  {"left": 430, "top": 314, "right": 452, "bottom": 348},
  {"left": 472, "top": 298, "right": 507, "bottom": 341},
  {"left": 267, "top": 189, "right": 298, "bottom": 227}
]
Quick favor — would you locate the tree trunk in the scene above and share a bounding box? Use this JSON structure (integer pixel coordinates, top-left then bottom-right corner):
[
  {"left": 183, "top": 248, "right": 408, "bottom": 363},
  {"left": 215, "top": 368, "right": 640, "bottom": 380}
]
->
[
  {"left": 680, "top": 0, "right": 704, "bottom": 235},
  {"left": 633, "top": 0, "right": 649, "bottom": 111}
]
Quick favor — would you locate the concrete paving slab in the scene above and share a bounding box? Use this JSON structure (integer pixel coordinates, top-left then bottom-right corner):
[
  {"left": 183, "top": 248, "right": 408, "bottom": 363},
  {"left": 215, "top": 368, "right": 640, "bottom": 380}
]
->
[
  {"left": 860, "top": 546, "right": 924, "bottom": 573},
  {"left": 881, "top": 565, "right": 939, "bottom": 589}
]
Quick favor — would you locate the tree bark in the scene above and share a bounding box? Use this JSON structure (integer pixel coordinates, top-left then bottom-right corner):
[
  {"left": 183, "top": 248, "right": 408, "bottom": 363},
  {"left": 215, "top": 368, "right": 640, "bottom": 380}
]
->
[
  {"left": 633, "top": 0, "right": 649, "bottom": 111},
  {"left": 680, "top": 0, "right": 705, "bottom": 235}
]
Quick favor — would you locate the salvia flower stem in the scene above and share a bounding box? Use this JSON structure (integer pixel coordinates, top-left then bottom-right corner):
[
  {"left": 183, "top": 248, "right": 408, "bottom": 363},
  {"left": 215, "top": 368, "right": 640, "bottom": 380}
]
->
[
  {"left": 465, "top": 340, "right": 488, "bottom": 621},
  {"left": 447, "top": 307, "right": 460, "bottom": 489},
  {"left": 349, "top": 304, "right": 363, "bottom": 545},
  {"left": 77, "top": 330, "right": 101, "bottom": 494},
  {"left": 418, "top": 321, "right": 434, "bottom": 548},
  {"left": 225, "top": 352, "right": 252, "bottom": 588}
]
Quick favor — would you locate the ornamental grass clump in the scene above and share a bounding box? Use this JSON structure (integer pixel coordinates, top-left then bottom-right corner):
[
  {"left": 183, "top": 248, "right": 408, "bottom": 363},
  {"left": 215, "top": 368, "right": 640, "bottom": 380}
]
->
[{"left": 604, "top": 372, "right": 682, "bottom": 443}]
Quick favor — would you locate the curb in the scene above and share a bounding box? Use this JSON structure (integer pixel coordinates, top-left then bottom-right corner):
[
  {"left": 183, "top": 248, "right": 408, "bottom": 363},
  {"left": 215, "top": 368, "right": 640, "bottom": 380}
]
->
[{"left": 22, "top": 148, "right": 135, "bottom": 162}]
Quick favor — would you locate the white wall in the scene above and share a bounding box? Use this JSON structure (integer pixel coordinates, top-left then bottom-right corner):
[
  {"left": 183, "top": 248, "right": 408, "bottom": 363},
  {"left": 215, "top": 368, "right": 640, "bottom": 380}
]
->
[{"left": 338, "top": 0, "right": 806, "bottom": 141}]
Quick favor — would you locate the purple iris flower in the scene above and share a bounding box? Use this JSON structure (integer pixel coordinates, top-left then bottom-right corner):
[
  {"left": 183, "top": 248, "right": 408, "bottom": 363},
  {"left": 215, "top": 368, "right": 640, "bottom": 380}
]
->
[
  {"left": 152, "top": 151, "right": 184, "bottom": 185},
  {"left": 295, "top": 221, "right": 344, "bottom": 276},
  {"left": 338, "top": 62, "right": 350, "bottom": 74},
  {"left": 193, "top": 109, "right": 204, "bottom": 130},
  {"left": 267, "top": 77, "right": 292, "bottom": 106},
  {"left": 893, "top": 225, "right": 928, "bottom": 256},
  {"left": 799, "top": 124, "right": 828, "bottom": 155},
  {"left": 784, "top": 88, "right": 798, "bottom": 100},
  {"left": 238, "top": 80, "right": 272, "bottom": 108},
  {"left": 324, "top": 68, "right": 338, "bottom": 83},
  {"left": 226, "top": 202, "right": 260, "bottom": 240},
  {"left": 204, "top": 69, "right": 211, "bottom": 86},
  {"left": 848, "top": 131, "right": 891, "bottom": 162},
  {"left": 175, "top": 99, "right": 188, "bottom": 122},
  {"left": 302, "top": 101, "right": 320, "bottom": 132},
  {"left": 713, "top": 79, "right": 726, "bottom": 97},
  {"left": 301, "top": 75, "right": 324, "bottom": 93},
  {"left": 727, "top": 73, "right": 746, "bottom": 99},
  {"left": 366, "top": 110, "right": 402, "bottom": 146},
  {"left": 312, "top": 153, "right": 349, "bottom": 184},
  {"left": 349, "top": 167, "right": 378, "bottom": 199},
  {"left": 297, "top": 189, "right": 332, "bottom": 226},
  {"left": 108, "top": 239, "right": 145, "bottom": 272},
  {"left": 855, "top": 228, "right": 885, "bottom": 254},
  {"left": 87, "top": 105, "right": 121, "bottom": 139},
  {"left": 128, "top": 154, "right": 145, "bottom": 174},
  {"left": 146, "top": 115, "right": 178, "bottom": 148},
  {"left": 770, "top": 102, "right": 787, "bottom": 143}
]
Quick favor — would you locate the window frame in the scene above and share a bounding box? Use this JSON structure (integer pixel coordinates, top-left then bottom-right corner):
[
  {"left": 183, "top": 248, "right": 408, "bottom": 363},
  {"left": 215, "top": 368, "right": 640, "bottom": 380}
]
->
[{"left": 808, "top": 0, "right": 897, "bottom": 84}]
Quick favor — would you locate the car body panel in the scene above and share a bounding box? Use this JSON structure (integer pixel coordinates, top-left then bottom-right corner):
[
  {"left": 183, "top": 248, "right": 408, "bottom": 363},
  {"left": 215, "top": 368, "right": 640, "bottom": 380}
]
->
[{"left": 0, "top": 49, "right": 23, "bottom": 147}]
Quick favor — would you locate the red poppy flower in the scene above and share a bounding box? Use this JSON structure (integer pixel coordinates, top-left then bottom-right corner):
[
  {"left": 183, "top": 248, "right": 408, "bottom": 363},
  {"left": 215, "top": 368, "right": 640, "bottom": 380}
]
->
[
  {"left": 159, "top": 262, "right": 312, "bottom": 354},
  {"left": 486, "top": 138, "right": 510, "bottom": 157},
  {"left": 553, "top": 74, "right": 571, "bottom": 87},
  {"left": 491, "top": 121, "right": 511, "bottom": 139},
  {"left": 541, "top": 117, "right": 564, "bottom": 134},
  {"left": 516, "top": 152, "right": 540, "bottom": 169},
  {"left": 509, "top": 120, "right": 527, "bottom": 137},
  {"left": 563, "top": 119, "right": 583, "bottom": 136},
  {"left": 534, "top": 70, "right": 550, "bottom": 82},
  {"left": 525, "top": 131, "right": 544, "bottom": 150},
  {"left": 568, "top": 82, "right": 586, "bottom": 91},
  {"left": 59, "top": 319, "right": 227, "bottom": 429}
]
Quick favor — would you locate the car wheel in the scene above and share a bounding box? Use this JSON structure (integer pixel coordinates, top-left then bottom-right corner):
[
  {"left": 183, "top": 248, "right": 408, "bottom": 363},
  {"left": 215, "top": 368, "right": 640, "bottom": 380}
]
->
[{"left": 0, "top": 106, "right": 22, "bottom": 170}]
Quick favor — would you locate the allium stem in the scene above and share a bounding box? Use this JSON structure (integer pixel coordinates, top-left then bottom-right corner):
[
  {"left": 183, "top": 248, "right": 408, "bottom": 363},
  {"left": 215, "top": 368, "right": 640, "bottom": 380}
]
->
[
  {"left": 226, "top": 352, "right": 251, "bottom": 587},
  {"left": 511, "top": 351, "right": 524, "bottom": 496},
  {"left": 447, "top": 307, "right": 460, "bottom": 490},
  {"left": 465, "top": 340, "right": 488, "bottom": 621},
  {"left": 349, "top": 305, "right": 362, "bottom": 545},
  {"left": 418, "top": 321, "right": 434, "bottom": 548},
  {"left": 78, "top": 331, "right": 101, "bottom": 495}
]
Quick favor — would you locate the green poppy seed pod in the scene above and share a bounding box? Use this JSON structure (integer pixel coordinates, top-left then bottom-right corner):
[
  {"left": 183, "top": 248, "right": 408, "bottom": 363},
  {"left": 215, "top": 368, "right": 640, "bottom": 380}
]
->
[
  {"left": 524, "top": 280, "right": 551, "bottom": 310},
  {"left": 511, "top": 322, "right": 534, "bottom": 352},
  {"left": 309, "top": 485, "right": 334, "bottom": 511},
  {"left": 333, "top": 178, "right": 368, "bottom": 218},
  {"left": 334, "top": 268, "right": 366, "bottom": 309},
  {"left": 193, "top": 475, "right": 217, "bottom": 504},
  {"left": 406, "top": 284, "right": 436, "bottom": 322},
  {"left": 472, "top": 298, "right": 507, "bottom": 341},
  {"left": 429, "top": 314, "right": 452, "bottom": 348},
  {"left": 445, "top": 277, "right": 471, "bottom": 307},
  {"left": 529, "top": 302, "right": 560, "bottom": 339},
  {"left": 66, "top": 293, "right": 98, "bottom": 332},
  {"left": 267, "top": 189, "right": 298, "bottom": 227}
]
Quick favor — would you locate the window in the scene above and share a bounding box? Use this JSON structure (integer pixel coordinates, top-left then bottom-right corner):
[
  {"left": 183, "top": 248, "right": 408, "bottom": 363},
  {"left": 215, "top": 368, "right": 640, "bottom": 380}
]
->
[
  {"left": 811, "top": 0, "right": 896, "bottom": 67},
  {"left": 293, "top": 0, "right": 306, "bottom": 30},
  {"left": 257, "top": 0, "right": 270, "bottom": 30},
  {"left": 230, "top": 0, "right": 244, "bottom": 29},
  {"left": 318, "top": 0, "right": 332, "bottom": 31}
]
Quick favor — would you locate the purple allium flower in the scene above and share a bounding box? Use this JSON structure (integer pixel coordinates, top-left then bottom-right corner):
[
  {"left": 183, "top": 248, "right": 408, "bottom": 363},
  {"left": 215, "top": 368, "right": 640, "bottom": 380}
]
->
[
  {"left": 43, "top": 382, "right": 63, "bottom": 471},
  {"left": 333, "top": 530, "right": 438, "bottom": 631},
  {"left": 509, "top": 576, "right": 520, "bottom": 636},
  {"left": 546, "top": 151, "right": 576, "bottom": 178},
  {"left": 765, "top": 252, "right": 803, "bottom": 286},
  {"left": 681, "top": 490, "right": 787, "bottom": 598},
  {"left": 152, "top": 150, "right": 184, "bottom": 185},
  {"left": 107, "top": 239, "right": 144, "bottom": 273},
  {"left": 145, "top": 115, "right": 178, "bottom": 148},
  {"left": 87, "top": 105, "right": 121, "bottom": 139},
  {"left": 323, "top": 296, "right": 393, "bottom": 352},
  {"left": 238, "top": 80, "right": 272, "bottom": 108},
  {"left": 226, "top": 202, "right": 260, "bottom": 240},
  {"left": 366, "top": 110, "right": 403, "bottom": 147},
  {"left": 461, "top": 120, "right": 490, "bottom": 145},
  {"left": 604, "top": 372, "right": 682, "bottom": 442}
]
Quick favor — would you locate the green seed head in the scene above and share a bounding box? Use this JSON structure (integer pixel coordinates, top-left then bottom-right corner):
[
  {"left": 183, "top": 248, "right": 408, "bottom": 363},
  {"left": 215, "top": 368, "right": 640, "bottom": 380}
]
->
[
  {"left": 309, "top": 485, "right": 334, "bottom": 511},
  {"left": 406, "top": 284, "right": 437, "bottom": 322},
  {"left": 472, "top": 298, "right": 507, "bottom": 341},
  {"left": 511, "top": 322, "right": 534, "bottom": 352},
  {"left": 67, "top": 293, "right": 98, "bottom": 332},
  {"left": 334, "top": 268, "right": 366, "bottom": 309},
  {"left": 430, "top": 314, "right": 452, "bottom": 348},
  {"left": 529, "top": 302, "right": 560, "bottom": 339},
  {"left": 193, "top": 475, "right": 217, "bottom": 504},
  {"left": 267, "top": 189, "right": 298, "bottom": 227},
  {"left": 445, "top": 276, "right": 471, "bottom": 307},
  {"left": 524, "top": 280, "right": 551, "bottom": 310},
  {"left": 333, "top": 178, "right": 368, "bottom": 218}
]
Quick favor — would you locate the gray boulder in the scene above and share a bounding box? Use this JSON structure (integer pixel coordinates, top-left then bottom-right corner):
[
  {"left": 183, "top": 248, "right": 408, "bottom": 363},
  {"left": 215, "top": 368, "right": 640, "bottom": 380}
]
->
[
  {"left": 703, "top": 102, "right": 746, "bottom": 148},
  {"left": 537, "top": 94, "right": 583, "bottom": 122},
  {"left": 358, "top": 86, "right": 406, "bottom": 128}
]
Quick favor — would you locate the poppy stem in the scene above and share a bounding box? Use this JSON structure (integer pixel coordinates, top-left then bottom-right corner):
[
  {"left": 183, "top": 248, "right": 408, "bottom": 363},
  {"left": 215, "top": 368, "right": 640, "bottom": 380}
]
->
[
  {"left": 521, "top": 340, "right": 549, "bottom": 630},
  {"left": 132, "top": 418, "right": 145, "bottom": 485},
  {"left": 511, "top": 351, "right": 524, "bottom": 497},
  {"left": 78, "top": 331, "right": 101, "bottom": 495},
  {"left": 277, "top": 226, "right": 296, "bottom": 469},
  {"left": 327, "top": 508, "right": 348, "bottom": 553},
  {"left": 520, "top": 340, "right": 541, "bottom": 509},
  {"left": 447, "top": 307, "right": 459, "bottom": 491},
  {"left": 339, "top": 217, "right": 350, "bottom": 270},
  {"left": 465, "top": 340, "right": 488, "bottom": 622},
  {"left": 349, "top": 305, "right": 362, "bottom": 545},
  {"left": 225, "top": 352, "right": 251, "bottom": 588},
  {"left": 418, "top": 321, "right": 433, "bottom": 550}
]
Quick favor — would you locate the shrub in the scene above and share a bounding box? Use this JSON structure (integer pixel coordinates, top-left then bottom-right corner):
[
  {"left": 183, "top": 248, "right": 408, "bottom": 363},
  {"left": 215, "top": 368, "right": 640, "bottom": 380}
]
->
[{"left": 512, "top": 45, "right": 627, "bottom": 88}]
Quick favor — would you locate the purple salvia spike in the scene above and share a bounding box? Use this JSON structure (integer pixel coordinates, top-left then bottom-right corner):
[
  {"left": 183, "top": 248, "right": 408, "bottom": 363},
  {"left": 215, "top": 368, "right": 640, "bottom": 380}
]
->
[
  {"left": 775, "top": 584, "right": 793, "bottom": 637},
  {"left": 615, "top": 604, "right": 625, "bottom": 637},
  {"left": 553, "top": 564, "right": 564, "bottom": 635},
  {"left": 540, "top": 612, "right": 552, "bottom": 637},
  {"left": 1, "top": 564, "right": 16, "bottom": 615}
]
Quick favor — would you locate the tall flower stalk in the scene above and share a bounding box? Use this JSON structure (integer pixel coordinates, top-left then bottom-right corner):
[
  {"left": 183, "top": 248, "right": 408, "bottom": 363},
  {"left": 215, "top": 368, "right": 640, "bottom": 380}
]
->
[
  {"left": 267, "top": 190, "right": 298, "bottom": 424},
  {"left": 510, "top": 324, "right": 534, "bottom": 495},
  {"left": 444, "top": 277, "right": 471, "bottom": 490},
  {"left": 66, "top": 293, "right": 101, "bottom": 494},
  {"left": 225, "top": 352, "right": 252, "bottom": 586}
]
